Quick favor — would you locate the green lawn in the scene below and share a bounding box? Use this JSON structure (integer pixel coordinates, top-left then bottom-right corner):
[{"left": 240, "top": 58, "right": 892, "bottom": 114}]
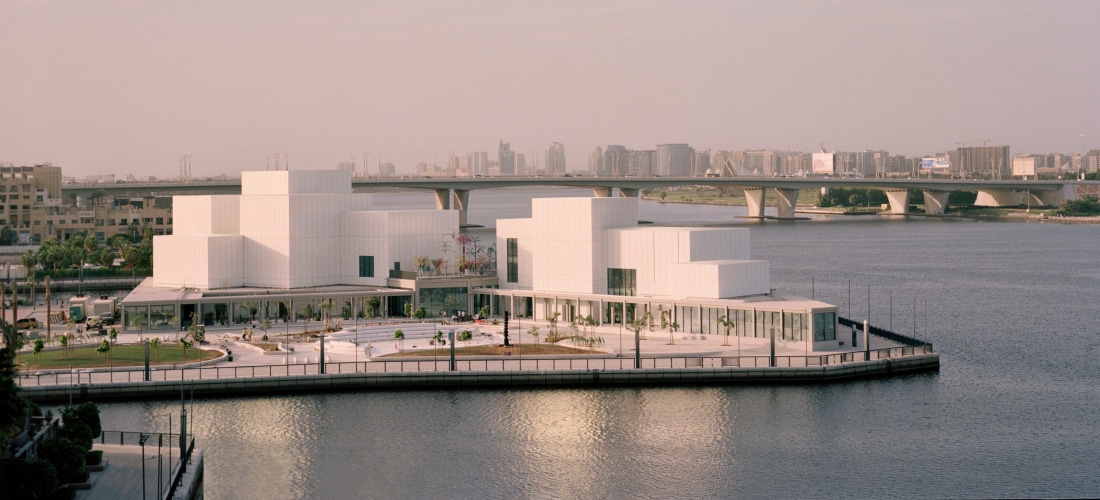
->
[{"left": 19, "top": 343, "right": 221, "bottom": 369}]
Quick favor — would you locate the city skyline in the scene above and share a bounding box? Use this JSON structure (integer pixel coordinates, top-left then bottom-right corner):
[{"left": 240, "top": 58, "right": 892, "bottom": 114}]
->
[{"left": 2, "top": 1, "right": 1098, "bottom": 178}]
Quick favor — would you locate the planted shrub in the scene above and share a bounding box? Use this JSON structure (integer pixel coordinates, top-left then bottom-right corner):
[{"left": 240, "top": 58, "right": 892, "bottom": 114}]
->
[
  {"left": 38, "top": 436, "right": 88, "bottom": 484},
  {"left": 86, "top": 449, "right": 104, "bottom": 466},
  {"left": 8, "top": 458, "right": 59, "bottom": 499},
  {"left": 62, "top": 402, "right": 102, "bottom": 437}
]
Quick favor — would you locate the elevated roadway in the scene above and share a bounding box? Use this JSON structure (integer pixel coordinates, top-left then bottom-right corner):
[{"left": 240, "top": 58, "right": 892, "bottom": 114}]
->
[{"left": 63, "top": 176, "right": 1098, "bottom": 224}]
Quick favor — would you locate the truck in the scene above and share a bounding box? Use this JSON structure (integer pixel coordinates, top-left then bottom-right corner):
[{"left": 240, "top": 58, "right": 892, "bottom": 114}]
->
[
  {"left": 91, "top": 295, "right": 119, "bottom": 325},
  {"left": 68, "top": 294, "right": 118, "bottom": 325}
]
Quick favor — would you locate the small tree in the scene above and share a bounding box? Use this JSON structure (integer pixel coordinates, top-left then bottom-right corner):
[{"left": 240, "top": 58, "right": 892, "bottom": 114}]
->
[
  {"left": 393, "top": 329, "right": 405, "bottom": 352},
  {"left": 319, "top": 299, "right": 335, "bottom": 331},
  {"left": 527, "top": 325, "right": 540, "bottom": 344},
  {"left": 150, "top": 337, "right": 161, "bottom": 362},
  {"left": 259, "top": 318, "right": 271, "bottom": 340},
  {"left": 548, "top": 312, "right": 560, "bottom": 337},
  {"left": 414, "top": 306, "right": 427, "bottom": 323},
  {"left": 403, "top": 302, "right": 413, "bottom": 319},
  {"left": 33, "top": 338, "right": 44, "bottom": 366},
  {"left": 59, "top": 334, "right": 68, "bottom": 359},
  {"left": 96, "top": 339, "right": 111, "bottom": 362},
  {"left": 179, "top": 338, "right": 193, "bottom": 360},
  {"left": 478, "top": 305, "right": 490, "bottom": 319},
  {"left": 367, "top": 297, "right": 381, "bottom": 320},
  {"left": 459, "top": 330, "right": 473, "bottom": 346},
  {"left": 108, "top": 327, "right": 117, "bottom": 346}
]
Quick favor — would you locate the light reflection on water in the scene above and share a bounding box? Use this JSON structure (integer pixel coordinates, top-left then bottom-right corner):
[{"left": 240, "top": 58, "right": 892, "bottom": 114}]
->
[{"left": 92, "top": 190, "right": 1100, "bottom": 498}]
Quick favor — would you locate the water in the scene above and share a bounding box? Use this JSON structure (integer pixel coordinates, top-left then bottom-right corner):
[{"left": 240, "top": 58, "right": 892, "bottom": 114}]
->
[{"left": 94, "top": 189, "right": 1100, "bottom": 498}]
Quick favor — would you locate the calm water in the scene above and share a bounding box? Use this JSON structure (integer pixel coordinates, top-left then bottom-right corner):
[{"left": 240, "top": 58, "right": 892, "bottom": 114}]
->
[{"left": 96, "top": 189, "right": 1100, "bottom": 499}]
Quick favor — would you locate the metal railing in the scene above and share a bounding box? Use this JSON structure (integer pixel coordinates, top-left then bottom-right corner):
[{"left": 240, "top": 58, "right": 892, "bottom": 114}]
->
[
  {"left": 17, "top": 343, "right": 935, "bottom": 386},
  {"left": 98, "top": 430, "right": 190, "bottom": 500}
]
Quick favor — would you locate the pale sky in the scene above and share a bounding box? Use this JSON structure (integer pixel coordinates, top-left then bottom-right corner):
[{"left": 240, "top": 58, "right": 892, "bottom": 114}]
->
[{"left": 2, "top": 0, "right": 1098, "bottom": 178}]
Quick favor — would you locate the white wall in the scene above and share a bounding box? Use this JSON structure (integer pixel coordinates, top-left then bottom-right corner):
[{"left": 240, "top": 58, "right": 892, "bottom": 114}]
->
[
  {"left": 153, "top": 234, "right": 243, "bottom": 288},
  {"left": 172, "top": 195, "right": 240, "bottom": 236}
]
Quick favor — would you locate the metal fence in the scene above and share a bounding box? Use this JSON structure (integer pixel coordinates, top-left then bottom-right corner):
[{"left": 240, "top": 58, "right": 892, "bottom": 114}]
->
[{"left": 18, "top": 343, "right": 934, "bottom": 387}]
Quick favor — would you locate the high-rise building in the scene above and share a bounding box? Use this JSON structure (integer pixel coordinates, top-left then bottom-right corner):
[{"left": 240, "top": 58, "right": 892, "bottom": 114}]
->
[
  {"left": 955, "top": 146, "right": 1010, "bottom": 179},
  {"left": 656, "top": 144, "right": 694, "bottom": 176},
  {"left": 545, "top": 142, "right": 565, "bottom": 176},
  {"left": 855, "top": 150, "right": 888, "bottom": 178},
  {"left": 693, "top": 150, "right": 711, "bottom": 176},
  {"left": 499, "top": 141, "right": 515, "bottom": 176},
  {"left": 515, "top": 154, "right": 526, "bottom": 176},
  {"left": 628, "top": 150, "right": 656, "bottom": 177},
  {"left": 712, "top": 150, "right": 732, "bottom": 176},
  {"left": 603, "top": 145, "right": 627, "bottom": 177},
  {"left": 588, "top": 147, "right": 603, "bottom": 175},
  {"left": 470, "top": 152, "right": 489, "bottom": 176}
]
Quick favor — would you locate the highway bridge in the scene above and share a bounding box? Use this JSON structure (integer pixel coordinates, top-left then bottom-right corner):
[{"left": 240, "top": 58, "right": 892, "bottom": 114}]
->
[{"left": 63, "top": 176, "right": 1099, "bottom": 225}]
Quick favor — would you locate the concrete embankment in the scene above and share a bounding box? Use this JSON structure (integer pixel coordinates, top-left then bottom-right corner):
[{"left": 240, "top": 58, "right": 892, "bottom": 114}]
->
[{"left": 22, "top": 353, "right": 939, "bottom": 403}]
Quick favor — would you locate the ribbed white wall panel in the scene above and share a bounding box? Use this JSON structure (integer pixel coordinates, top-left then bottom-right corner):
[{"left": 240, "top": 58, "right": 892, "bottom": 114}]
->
[
  {"left": 173, "top": 195, "right": 240, "bottom": 235},
  {"left": 242, "top": 170, "right": 352, "bottom": 196},
  {"left": 153, "top": 235, "right": 242, "bottom": 288}
]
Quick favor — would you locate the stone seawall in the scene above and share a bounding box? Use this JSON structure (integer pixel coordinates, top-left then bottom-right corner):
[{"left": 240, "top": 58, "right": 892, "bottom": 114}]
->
[{"left": 22, "top": 354, "right": 939, "bottom": 403}]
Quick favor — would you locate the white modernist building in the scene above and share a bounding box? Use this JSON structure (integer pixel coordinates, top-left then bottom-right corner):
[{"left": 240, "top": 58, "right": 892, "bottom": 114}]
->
[
  {"left": 482, "top": 196, "right": 841, "bottom": 351},
  {"left": 126, "top": 170, "right": 840, "bottom": 351},
  {"left": 153, "top": 170, "right": 456, "bottom": 289}
]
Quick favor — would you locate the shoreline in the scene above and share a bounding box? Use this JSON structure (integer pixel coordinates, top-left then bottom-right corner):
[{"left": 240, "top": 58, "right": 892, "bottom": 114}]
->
[{"left": 640, "top": 195, "right": 1100, "bottom": 223}]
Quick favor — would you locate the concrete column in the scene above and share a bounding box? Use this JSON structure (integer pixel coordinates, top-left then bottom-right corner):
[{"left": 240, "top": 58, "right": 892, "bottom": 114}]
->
[
  {"left": 884, "top": 189, "right": 910, "bottom": 214},
  {"left": 744, "top": 188, "right": 767, "bottom": 217},
  {"left": 775, "top": 188, "right": 800, "bottom": 218},
  {"left": 592, "top": 187, "right": 612, "bottom": 198},
  {"left": 620, "top": 188, "right": 640, "bottom": 197},
  {"left": 452, "top": 189, "right": 469, "bottom": 227},
  {"left": 922, "top": 190, "right": 950, "bottom": 214},
  {"left": 434, "top": 189, "right": 451, "bottom": 210},
  {"left": 1035, "top": 186, "right": 1073, "bottom": 207},
  {"left": 974, "top": 189, "right": 1022, "bottom": 207}
]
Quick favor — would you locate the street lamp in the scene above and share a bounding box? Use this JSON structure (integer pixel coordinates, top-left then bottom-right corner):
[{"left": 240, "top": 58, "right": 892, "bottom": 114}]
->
[{"left": 139, "top": 433, "right": 150, "bottom": 500}]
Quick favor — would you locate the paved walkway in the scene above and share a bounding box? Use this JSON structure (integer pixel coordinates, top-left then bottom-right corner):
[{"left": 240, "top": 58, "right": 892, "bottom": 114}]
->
[{"left": 77, "top": 444, "right": 170, "bottom": 500}]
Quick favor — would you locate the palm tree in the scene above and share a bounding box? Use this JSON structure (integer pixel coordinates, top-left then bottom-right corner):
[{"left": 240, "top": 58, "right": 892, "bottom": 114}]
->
[
  {"left": 393, "top": 329, "right": 405, "bottom": 352},
  {"left": 718, "top": 315, "right": 732, "bottom": 346},
  {"left": 179, "top": 338, "right": 192, "bottom": 360},
  {"left": 150, "top": 337, "right": 161, "bottom": 362},
  {"left": 259, "top": 318, "right": 271, "bottom": 340},
  {"left": 319, "top": 299, "right": 335, "bottom": 331},
  {"left": 548, "top": 312, "right": 560, "bottom": 338}
]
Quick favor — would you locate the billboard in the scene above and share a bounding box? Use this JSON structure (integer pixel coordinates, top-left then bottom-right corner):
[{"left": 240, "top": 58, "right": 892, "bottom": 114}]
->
[
  {"left": 1011, "top": 156, "right": 1036, "bottom": 177},
  {"left": 812, "top": 152, "right": 834, "bottom": 174},
  {"left": 921, "top": 157, "right": 950, "bottom": 170}
]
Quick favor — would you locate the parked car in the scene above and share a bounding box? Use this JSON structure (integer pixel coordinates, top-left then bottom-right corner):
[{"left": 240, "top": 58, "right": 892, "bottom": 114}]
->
[{"left": 15, "top": 317, "right": 39, "bottom": 330}]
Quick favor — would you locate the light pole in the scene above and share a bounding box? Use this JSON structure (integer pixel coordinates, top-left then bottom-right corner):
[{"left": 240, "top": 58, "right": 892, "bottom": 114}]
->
[{"left": 139, "top": 433, "right": 149, "bottom": 500}]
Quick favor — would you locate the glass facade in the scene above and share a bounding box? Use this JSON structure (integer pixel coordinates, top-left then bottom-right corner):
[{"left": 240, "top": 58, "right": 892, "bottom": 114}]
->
[
  {"left": 150, "top": 304, "right": 176, "bottom": 330},
  {"left": 123, "top": 305, "right": 148, "bottom": 331},
  {"left": 418, "top": 287, "right": 469, "bottom": 319},
  {"left": 607, "top": 268, "right": 636, "bottom": 296},
  {"left": 506, "top": 238, "right": 518, "bottom": 283},
  {"left": 813, "top": 311, "right": 837, "bottom": 341}
]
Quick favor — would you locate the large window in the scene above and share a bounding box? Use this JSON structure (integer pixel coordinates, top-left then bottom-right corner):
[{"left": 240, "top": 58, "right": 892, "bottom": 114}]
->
[
  {"left": 607, "top": 268, "right": 636, "bottom": 296},
  {"left": 506, "top": 238, "right": 518, "bottom": 283},
  {"left": 813, "top": 311, "right": 837, "bottom": 341},
  {"left": 782, "top": 312, "right": 807, "bottom": 341},
  {"left": 359, "top": 255, "right": 374, "bottom": 278}
]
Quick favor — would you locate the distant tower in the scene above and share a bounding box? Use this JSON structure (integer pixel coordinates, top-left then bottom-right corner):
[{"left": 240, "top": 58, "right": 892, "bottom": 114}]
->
[
  {"left": 499, "top": 141, "right": 516, "bottom": 176},
  {"left": 179, "top": 154, "right": 192, "bottom": 180}
]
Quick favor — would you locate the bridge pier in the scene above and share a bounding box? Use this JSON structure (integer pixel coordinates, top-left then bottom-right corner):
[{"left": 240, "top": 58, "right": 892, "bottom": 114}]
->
[
  {"left": 884, "top": 189, "right": 910, "bottom": 214},
  {"left": 744, "top": 188, "right": 767, "bottom": 217},
  {"left": 434, "top": 189, "right": 451, "bottom": 210},
  {"left": 775, "top": 189, "right": 799, "bottom": 218},
  {"left": 620, "top": 188, "right": 639, "bottom": 198},
  {"left": 593, "top": 188, "right": 612, "bottom": 198},
  {"left": 974, "top": 189, "right": 1024, "bottom": 207},
  {"left": 452, "top": 189, "right": 469, "bottom": 227},
  {"left": 922, "top": 190, "right": 950, "bottom": 214}
]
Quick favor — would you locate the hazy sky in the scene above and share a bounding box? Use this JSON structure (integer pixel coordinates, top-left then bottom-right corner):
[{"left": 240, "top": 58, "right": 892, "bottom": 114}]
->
[{"left": 2, "top": 0, "right": 1098, "bottom": 178}]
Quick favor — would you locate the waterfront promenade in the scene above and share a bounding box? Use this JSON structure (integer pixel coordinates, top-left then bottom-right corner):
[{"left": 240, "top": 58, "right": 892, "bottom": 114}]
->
[{"left": 13, "top": 313, "right": 938, "bottom": 402}]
